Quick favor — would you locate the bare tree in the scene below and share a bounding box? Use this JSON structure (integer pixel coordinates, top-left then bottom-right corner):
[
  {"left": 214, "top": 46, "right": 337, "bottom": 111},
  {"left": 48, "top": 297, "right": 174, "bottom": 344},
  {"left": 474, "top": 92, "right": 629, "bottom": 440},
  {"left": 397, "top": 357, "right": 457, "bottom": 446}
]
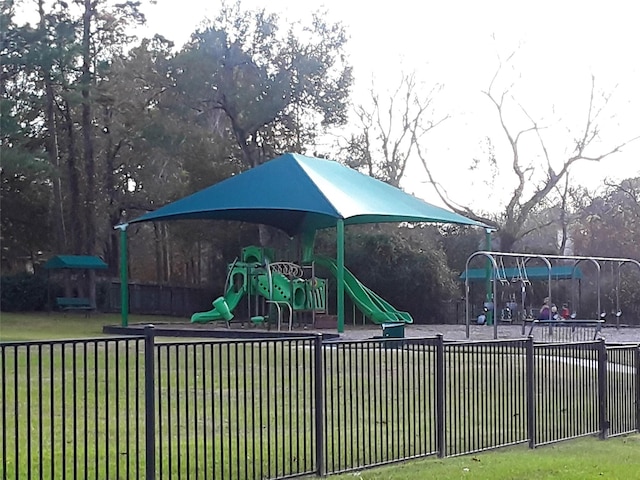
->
[
  {"left": 609, "top": 177, "right": 640, "bottom": 215},
  {"left": 419, "top": 60, "right": 639, "bottom": 252},
  {"left": 342, "top": 72, "right": 448, "bottom": 188}
]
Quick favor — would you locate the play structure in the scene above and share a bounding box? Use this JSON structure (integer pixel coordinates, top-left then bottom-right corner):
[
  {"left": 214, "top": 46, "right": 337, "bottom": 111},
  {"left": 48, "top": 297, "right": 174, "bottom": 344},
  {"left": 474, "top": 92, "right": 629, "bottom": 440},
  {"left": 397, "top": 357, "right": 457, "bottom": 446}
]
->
[
  {"left": 463, "top": 251, "right": 640, "bottom": 339},
  {"left": 118, "top": 153, "right": 487, "bottom": 331},
  {"left": 191, "top": 245, "right": 413, "bottom": 329}
]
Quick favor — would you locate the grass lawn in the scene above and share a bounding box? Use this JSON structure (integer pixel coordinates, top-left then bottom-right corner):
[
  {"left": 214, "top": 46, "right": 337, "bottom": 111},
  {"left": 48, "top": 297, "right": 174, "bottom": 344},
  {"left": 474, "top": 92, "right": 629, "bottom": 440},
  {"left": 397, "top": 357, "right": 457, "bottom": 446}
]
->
[
  {"left": 331, "top": 434, "right": 640, "bottom": 479},
  {"left": 0, "top": 311, "right": 184, "bottom": 341}
]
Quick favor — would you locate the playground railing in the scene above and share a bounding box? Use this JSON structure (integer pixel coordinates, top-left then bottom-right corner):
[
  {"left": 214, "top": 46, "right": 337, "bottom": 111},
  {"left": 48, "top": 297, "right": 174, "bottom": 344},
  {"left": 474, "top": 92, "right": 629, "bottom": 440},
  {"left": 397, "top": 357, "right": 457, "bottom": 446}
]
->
[
  {"left": 266, "top": 299, "right": 293, "bottom": 331},
  {"left": 527, "top": 319, "right": 604, "bottom": 342}
]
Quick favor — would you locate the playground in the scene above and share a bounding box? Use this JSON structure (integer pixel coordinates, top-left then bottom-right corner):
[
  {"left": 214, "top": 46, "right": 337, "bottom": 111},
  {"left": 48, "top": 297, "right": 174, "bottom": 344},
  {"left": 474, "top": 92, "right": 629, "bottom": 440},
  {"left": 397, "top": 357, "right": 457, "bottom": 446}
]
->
[
  {"left": 461, "top": 250, "right": 640, "bottom": 341},
  {"left": 115, "top": 153, "right": 484, "bottom": 335},
  {"left": 4, "top": 153, "right": 639, "bottom": 479},
  {"left": 104, "top": 153, "right": 640, "bottom": 342},
  {"left": 102, "top": 242, "right": 640, "bottom": 345}
]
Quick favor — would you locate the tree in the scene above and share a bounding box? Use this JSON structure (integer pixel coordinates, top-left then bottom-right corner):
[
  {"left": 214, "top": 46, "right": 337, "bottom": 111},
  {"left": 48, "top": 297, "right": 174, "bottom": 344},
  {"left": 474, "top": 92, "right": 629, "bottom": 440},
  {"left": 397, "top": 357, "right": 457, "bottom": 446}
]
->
[
  {"left": 340, "top": 72, "right": 447, "bottom": 188},
  {"left": 571, "top": 177, "right": 640, "bottom": 318},
  {"left": 2, "top": 1, "right": 353, "bottom": 284},
  {"left": 1, "top": 1, "right": 55, "bottom": 270},
  {"left": 420, "top": 58, "right": 639, "bottom": 252},
  {"left": 314, "top": 224, "right": 460, "bottom": 322},
  {"left": 573, "top": 177, "right": 640, "bottom": 259},
  {"left": 164, "top": 3, "right": 352, "bottom": 247},
  {"left": 1, "top": 0, "right": 148, "bottom": 267},
  {"left": 173, "top": 3, "right": 353, "bottom": 169}
]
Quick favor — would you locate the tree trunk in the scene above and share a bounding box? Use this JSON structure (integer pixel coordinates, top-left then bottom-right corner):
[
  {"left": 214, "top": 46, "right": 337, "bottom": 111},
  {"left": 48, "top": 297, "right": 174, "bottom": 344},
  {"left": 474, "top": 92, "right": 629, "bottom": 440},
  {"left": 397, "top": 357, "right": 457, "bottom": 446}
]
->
[
  {"left": 154, "top": 223, "right": 163, "bottom": 284},
  {"left": 163, "top": 224, "right": 171, "bottom": 283},
  {"left": 44, "top": 80, "right": 66, "bottom": 251},
  {"left": 105, "top": 221, "right": 119, "bottom": 278},
  {"left": 62, "top": 101, "right": 83, "bottom": 253},
  {"left": 103, "top": 105, "right": 122, "bottom": 277},
  {"left": 39, "top": 0, "right": 66, "bottom": 252},
  {"left": 81, "top": 0, "right": 96, "bottom": 305},
  {"left": 498, "top": 230, "right": 518, "bottom": 253}
]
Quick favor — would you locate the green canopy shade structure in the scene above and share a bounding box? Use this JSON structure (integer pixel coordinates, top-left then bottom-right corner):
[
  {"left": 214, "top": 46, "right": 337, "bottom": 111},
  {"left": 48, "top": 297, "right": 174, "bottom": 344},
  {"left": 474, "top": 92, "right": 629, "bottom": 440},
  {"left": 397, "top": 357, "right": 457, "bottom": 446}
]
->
[
  {"left": 118, "top": 153, "right": 488, "bottom": 330},
  {"left": 129, "top": 153, "right": 486, "bottom": 234},
  {"left": 43, "top": 255, "right": 108, "bottom": 270},
  {"left": 460, "top": 266, "right": 584, "bottom": 281},
  {"left": 43, "top": 255, "right": 107, "bottom": 312}
]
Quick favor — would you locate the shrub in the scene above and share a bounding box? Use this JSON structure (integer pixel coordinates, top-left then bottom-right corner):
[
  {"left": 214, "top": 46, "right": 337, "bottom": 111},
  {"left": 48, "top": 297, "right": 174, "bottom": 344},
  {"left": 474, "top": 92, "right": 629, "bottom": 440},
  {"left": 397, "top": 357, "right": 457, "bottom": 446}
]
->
[
  {"left": 315, "top": 224, "right": 459, "bottom": 323},
  {"left": 0, "top": 273, "right": 49, "bottom": 311}
]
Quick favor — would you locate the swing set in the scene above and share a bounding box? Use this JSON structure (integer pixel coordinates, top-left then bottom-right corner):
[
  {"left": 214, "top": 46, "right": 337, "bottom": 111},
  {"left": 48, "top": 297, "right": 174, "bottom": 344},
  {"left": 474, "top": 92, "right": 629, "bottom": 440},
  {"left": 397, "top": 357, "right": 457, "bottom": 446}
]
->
[{"left": 463, "top": 251, "right": 640, "bottom": 339}]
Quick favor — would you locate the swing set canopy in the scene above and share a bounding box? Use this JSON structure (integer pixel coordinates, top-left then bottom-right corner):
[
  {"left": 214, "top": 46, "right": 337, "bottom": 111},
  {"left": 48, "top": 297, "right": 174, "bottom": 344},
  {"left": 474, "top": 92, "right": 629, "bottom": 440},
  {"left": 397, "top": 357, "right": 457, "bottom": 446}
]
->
[{"left": 460, "top": 266, "right": 583, "bottom": 282}]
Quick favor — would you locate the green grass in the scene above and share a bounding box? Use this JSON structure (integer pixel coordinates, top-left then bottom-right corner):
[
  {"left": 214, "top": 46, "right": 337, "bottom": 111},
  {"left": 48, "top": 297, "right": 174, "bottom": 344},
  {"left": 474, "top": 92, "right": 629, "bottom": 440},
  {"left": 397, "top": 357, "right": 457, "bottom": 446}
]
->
[
  {"left": 0, "top": 311, "right": 184, "bottom": 341},
  {"left": 330, "top": 434, "right": 640, "bottom": 479}
]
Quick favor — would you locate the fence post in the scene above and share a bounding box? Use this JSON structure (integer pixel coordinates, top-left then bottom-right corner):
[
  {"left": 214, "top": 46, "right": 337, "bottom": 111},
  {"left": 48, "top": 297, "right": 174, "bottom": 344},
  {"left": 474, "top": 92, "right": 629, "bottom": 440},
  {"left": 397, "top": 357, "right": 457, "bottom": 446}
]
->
[
  {"left": 435, "top": 334, "right": 445, "bottom": 458},
  {"left": 597, "top": 338, "right": 608, "bottom": 440},
  {"left": 144, "top": 325, "right": 156, "bottom": 479},
  {"left": 636, "top": 346, "right": 640, "bottom": 433},
  {"left": 525, "top": 336, "right": 536, "bottom": 449},
  {"left": 313, "top": 334, "right": 325, "bottom": 477}
]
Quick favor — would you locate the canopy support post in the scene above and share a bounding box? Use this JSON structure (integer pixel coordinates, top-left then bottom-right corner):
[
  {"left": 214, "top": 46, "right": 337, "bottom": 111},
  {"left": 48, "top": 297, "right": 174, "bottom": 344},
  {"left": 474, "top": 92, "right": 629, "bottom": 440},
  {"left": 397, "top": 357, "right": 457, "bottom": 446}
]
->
[
  {"left": 115, "top": 224, "right": 129, "bottom": 327},
  {"left": 337, "top": 219, "right": 345, "bottom": 333}
]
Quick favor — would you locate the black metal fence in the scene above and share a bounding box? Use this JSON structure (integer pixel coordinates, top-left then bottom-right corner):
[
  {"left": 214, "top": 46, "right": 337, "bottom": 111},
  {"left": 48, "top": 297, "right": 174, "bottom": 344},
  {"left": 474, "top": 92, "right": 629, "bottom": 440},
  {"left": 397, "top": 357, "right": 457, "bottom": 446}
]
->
[
  {"left": 1, "top": 331, "right": 638, "bottom": 479},
  {"left": 0, "top": 336, "right": 149, "bottom": 479}
]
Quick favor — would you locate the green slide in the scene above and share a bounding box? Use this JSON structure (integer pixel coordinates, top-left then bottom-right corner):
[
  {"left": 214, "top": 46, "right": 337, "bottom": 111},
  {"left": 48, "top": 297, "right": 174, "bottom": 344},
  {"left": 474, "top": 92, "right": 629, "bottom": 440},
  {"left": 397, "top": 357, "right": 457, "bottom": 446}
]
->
[
  {"left": 253, "top": 272, "right": 292, "bottom": 303},
  {"left": 313, "top": 255, "right": 413, "bottom": 324},
  {"left": 191, "top": 286, "right": 246, "bottom": 323}
]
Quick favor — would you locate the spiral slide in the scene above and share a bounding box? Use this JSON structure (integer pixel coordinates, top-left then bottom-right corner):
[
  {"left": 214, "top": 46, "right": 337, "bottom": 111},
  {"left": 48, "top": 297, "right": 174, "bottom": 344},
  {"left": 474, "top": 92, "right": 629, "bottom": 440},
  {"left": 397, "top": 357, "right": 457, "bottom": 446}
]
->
[{"left": 313, "top": 255, "right": 413, "bottom": 324}]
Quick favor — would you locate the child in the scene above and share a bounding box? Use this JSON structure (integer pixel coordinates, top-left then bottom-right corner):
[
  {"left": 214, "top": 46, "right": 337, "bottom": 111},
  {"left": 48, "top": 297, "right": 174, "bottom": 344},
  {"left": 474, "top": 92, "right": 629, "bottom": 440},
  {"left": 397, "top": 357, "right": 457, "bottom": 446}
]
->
[{"left": 537, "top": 297, "right": 551, "bottom": 320}]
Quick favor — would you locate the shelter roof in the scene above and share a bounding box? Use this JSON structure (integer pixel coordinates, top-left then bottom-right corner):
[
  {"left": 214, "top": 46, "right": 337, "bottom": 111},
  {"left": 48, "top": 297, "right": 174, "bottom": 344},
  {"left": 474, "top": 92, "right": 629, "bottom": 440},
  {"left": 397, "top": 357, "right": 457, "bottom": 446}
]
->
[
  {"left": 460, "top": 266, "right": 583, "bottom": 282},
  {"left": 128, "top": 153, "right": 488, "bottom": 236},
  {"left": 43, "top": 255, "right": 108, "bottom": 270}
]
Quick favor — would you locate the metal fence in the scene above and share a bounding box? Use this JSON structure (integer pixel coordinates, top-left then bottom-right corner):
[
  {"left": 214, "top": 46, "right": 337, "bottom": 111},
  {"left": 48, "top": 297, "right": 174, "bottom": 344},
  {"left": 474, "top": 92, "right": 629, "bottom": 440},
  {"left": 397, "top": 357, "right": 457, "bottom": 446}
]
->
[
  {"left": 0, "top": 335, "right": 151, "bottom": 480},
  {"left": 1, "top": 330, "right": 638, "bottom": 479}
]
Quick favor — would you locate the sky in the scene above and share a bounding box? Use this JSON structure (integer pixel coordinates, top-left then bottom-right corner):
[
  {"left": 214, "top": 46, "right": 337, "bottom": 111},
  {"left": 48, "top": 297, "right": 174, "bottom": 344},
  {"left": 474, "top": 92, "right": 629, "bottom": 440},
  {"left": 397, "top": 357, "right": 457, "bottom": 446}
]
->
[{"left": 29, "top": 0, "right": 640, "bottom": 213}]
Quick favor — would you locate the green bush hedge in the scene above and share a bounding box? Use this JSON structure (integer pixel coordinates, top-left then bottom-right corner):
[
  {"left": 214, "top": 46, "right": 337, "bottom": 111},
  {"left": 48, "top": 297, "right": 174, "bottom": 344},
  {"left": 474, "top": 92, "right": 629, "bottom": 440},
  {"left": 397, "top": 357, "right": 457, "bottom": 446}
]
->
[{"left": 0, "top": 273, "right": 50, "bottom": 311}]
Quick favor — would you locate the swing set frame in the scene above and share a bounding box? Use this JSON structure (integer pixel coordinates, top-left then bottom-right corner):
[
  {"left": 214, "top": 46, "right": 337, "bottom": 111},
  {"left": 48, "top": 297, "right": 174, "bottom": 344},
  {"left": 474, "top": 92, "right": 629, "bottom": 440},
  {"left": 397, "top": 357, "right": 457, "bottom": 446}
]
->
[{"left": 464, "top": 251, "right": 640, "bottom": 339}]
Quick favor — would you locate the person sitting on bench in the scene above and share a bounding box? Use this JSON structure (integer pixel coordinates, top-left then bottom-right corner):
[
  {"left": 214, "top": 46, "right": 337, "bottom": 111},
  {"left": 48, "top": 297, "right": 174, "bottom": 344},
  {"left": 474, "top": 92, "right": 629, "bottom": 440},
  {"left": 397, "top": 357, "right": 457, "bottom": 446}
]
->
[{"left": 537, "top": 297, "right": 552, "bottom": 320}]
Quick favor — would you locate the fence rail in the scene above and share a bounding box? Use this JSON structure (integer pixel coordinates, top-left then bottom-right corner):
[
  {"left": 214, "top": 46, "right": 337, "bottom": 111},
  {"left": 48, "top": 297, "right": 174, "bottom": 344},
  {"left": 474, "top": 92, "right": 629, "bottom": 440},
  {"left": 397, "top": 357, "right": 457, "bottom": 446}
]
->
[{"left": 1, "top": 331, "right": 638, "bottom": 479}]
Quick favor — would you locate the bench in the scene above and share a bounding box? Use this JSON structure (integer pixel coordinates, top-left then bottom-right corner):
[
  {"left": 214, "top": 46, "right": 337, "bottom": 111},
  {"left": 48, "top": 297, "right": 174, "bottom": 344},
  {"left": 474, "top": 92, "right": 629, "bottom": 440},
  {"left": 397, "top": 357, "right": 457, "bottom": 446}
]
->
[{"left": 55, "top": 297, "right": 95, "bottom": 316}]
